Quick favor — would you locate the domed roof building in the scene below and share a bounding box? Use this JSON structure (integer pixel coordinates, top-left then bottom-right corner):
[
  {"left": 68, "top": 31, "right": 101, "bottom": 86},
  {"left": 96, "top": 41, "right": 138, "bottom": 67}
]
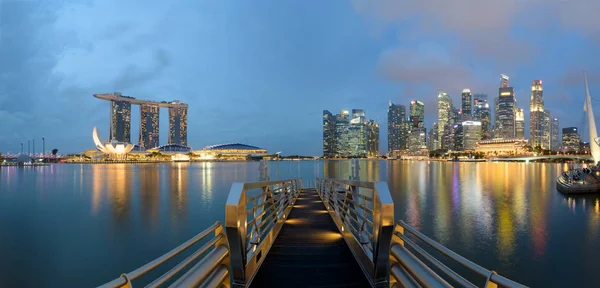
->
[{"left": 194, "top": 143, "right": 268, "bottom": 160}]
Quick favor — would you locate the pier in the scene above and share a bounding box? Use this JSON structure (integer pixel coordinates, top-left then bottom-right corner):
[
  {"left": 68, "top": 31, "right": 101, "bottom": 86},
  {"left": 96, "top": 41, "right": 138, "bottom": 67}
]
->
[{"left": 98, "top": 178, "right": 528, "bottom": 288}]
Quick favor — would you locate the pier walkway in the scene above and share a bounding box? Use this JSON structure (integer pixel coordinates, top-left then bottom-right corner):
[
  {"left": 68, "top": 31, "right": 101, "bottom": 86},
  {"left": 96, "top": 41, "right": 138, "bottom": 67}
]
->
[
  {"left": 98, "top": 178, "right": 528, "bottom": 288},
  {"left": 250, "top": 188, "right": 370, "bottom": 287}
]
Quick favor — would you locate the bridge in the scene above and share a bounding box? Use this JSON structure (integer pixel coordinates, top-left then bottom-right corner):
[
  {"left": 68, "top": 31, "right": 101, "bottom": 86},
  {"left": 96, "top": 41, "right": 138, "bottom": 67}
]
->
[
  {"left": 98, "top": 178, "right": 527, "bottom": 288},
  {"left": 491, "top": 155, "right": 593, "bottom": 162}
]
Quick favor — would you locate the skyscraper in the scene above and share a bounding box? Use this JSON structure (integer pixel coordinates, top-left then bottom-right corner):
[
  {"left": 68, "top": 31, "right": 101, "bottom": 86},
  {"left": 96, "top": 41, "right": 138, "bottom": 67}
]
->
[
  {"left": 544, "top": 110, "right": 551, "bottom": 149},
  {"left": 497, "top": 74, "right": 516, "bottom": 139},
  {"left": 408, "top": 128, "right": 427, "bottom": 152},
  {"left": 501, "top": 74, "right": 510, "bottom": 88},
  {"left": 515, "top": 108, "right": 525, "bottom": 139},
  {"left": 461, "top": 89, "right": 472, "bottom": 119},
  {"left": 551, "top": 117, "right": 560, "bottom": 152},
  {"left": 367, "top": 120, "right": 379, "bottom": 157},
  {"left": 140, "top": 104, "right": 160, "bottom": 148},
  {"left": 335, "top": 110, "right": 350, "bottom": 157},
  {"left": 562, "top": 127, "right": 580, "bottom": 153},
  {"left": 409, "top": 100, "right": 426, "bottom": 150},
  {"left": 474, "top": 94, "right": 491, "bottom": 139},
  {"left": 410, "top": 100, "right": 424, "bottom": 128},
  {"left": 323, "top": 110, "right": 336, "bottom": 157},
  {"left": 324, "top": 109, "right": 378, "bottom": 158},
  {"left": 529, "top": 80, "right": 546, "bottom": 148},
  {"left": 437, "top": 91, "right": 453, "bottom": 147},
  {"left": 351, "top": 109, "right": 366, "bottom": 124},
  {"left": 462, "top": 121, "right": 482, "bottom": 150},
  {"left": 429, "top": 122, "right": 439, "bottom": 151},
  {"left": 168, "top": 105, "right": 188, "bottom": 146},
  {"left": 387, "top": 103, "right": 407, "bottom": 155},
  {"left": 110, "top": 100, "right": 132, "bottom": 143}
]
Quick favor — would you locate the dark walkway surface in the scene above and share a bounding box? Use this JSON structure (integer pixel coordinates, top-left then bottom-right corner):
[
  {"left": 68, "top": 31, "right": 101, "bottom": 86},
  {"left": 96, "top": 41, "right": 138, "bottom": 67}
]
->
[{"left": 250, "top": 189, "right": 371, "bottom": 288}]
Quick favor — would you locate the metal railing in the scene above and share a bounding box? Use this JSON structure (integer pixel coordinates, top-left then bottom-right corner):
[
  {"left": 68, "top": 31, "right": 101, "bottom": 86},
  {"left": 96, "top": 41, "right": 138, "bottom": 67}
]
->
[
  {"left": 316, "top": 178, "right": 395, "bottom": 288},
  {"left": 225, "top": 178, "right": 301, "bottom": 287},
  {"left": 98, "top": 222, "right": 230, "bottom": 288},
  {"left": 390, "top": 220, "right": 528, "bottom": 288}
]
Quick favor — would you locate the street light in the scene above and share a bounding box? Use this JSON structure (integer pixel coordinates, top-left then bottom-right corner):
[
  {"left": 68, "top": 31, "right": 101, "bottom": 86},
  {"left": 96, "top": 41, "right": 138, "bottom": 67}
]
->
[{"left": 42, "top": 137, "right": 45, "bottom": 157}]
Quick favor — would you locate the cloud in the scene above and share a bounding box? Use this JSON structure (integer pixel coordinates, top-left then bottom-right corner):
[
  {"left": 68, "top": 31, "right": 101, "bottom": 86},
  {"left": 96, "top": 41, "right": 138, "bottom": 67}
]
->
[
  {"left": 112, "top": 49, "right": 171, "bottom": 90},
  {"left": 378, "top": 43, "right": 475, "bottom": 93}
]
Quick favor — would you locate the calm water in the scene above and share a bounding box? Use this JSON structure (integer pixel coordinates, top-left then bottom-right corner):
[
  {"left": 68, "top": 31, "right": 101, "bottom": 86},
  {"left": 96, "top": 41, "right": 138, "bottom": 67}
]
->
[{"left": 0, "top": 161, "right": 598, "bottom": 287}]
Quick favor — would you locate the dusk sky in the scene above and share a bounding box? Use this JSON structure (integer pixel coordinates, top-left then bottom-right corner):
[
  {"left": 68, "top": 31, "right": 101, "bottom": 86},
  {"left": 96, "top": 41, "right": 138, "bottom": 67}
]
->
[{"left": 1, "top": 0, "right": 600, "bottom": 155}]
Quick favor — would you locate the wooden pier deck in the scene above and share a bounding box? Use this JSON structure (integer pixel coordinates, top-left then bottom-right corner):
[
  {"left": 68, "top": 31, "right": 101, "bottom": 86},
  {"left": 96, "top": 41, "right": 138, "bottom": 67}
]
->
[{"left": 250, "top": 188, "right": 371, "bottom": 287}]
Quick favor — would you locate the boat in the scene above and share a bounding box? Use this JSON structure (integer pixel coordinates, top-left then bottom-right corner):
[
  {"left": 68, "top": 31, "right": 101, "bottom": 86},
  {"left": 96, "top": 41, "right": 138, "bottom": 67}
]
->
[{"left": 557, "top": 71, "right": 600, "bottom": 194}]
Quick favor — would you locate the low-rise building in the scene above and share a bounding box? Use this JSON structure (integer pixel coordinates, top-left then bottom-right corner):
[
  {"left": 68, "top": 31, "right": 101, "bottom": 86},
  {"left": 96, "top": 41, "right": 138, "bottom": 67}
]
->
[
  {"left": 194, "top": 143, "right": 269, "bottom": 160},
  {"left": 475, "top": 139, "right": 530, "bottom": 156}
]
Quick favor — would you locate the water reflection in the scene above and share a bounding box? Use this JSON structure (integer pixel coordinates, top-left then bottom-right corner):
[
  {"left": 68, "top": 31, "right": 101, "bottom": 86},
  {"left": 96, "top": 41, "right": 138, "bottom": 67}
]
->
[
  {"left": 139, "top": 165, "right": 160, "bottom": 229},
  {"left": 377, "top": 161, "right": 600, "bottom": 286},
  {"left": 169, "top": 163, "right": 188, "bottom": 223},
  {"left": 2, "top": 161, "right": 600, "bottom": 287}
]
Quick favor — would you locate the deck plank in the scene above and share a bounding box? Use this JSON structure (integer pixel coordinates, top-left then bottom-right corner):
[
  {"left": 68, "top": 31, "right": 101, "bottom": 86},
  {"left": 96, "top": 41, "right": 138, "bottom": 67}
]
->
[{"left": 250, "top": 189, "right": 371, "bottom": 288}]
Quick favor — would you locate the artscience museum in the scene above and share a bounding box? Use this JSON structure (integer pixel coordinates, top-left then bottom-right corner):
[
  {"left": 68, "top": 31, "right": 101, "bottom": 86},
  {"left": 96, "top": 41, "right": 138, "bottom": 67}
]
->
[{"left": 92, "top": 127, "right": 134, "bottom": 159}]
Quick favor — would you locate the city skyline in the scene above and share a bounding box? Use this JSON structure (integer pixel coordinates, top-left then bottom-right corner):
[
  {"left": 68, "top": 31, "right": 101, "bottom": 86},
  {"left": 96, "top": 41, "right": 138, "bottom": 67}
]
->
[{"left": 1, "top": 1, "right": 600, "bottom": 155}]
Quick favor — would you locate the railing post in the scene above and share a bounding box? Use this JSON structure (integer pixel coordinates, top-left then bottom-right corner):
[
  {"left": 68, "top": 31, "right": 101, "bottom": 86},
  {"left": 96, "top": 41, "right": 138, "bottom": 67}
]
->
[
  {"left": 225, "top": 183, "right": 247, "bottom": 287},
  {"left": 372, "top": 182, "right": 394, "bottom": 287},
  {"left": 214, "top": 224, "right": 231, "bottom": 288}
]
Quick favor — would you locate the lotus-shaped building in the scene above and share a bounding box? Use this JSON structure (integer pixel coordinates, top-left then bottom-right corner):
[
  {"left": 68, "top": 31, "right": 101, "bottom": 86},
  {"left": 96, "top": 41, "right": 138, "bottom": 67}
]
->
[{"left": 93, "top": 127, "right": 134, "bottom": 159}]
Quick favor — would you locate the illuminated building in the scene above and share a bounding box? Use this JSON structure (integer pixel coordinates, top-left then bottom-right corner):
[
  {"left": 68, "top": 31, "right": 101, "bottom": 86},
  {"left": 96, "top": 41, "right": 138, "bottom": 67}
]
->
[
  {"left": 562, "top": 127, "right": 580, "bottom": 153},
  {"left": 529, "top": 80, "right": 548, "bottom": 149},
  {"left": 408, "top": 128, "right": 427, "bottom": 153},
  {"left": 543, "top": 110, "right": 552, "bottom": 149},
  {"left": 352, "top": 109, "right": 366, "bottom": 123},
  {"left": 515, "top": 108, "right": 525, "bottom": 139},
  {"left": 367, "top": 120, "right": 379, "bottom": 157},
  {"left": 474, "top": 94, "right": 491, "bottom": 139},
  {"left": 94, "top": 92, "right": 188, "bottom": 149},
  {"left": 92, "top": 127, "right": 134, "bottom": 159},
  {"left": 147, "top": 144, "right": 192, "bottom": 162},
  {"left": 475, "top": 139, "right": 529, "bottom": 156},
  {"left": 168, "top": 104, "right": 188, "bottom": 146},
  {"left": 428, "top": 122, "right": 439, "bottom": 151},
  {"left": 348, "top": 122, "right": 368, "bottom": 156},
  {"left": 387, "top": 102, "right": 408, "bottom": 155},
  {"left": 447, "top": 124, "right": 463, "bottom": 151},
  {"left": 496, "top": 74, "right": 516, "bottom": 139},
  {"left": 462, "top": 121, "right": 482, "bottom": 150},
  {"left": 195, "top": 143, "right": 268, "bottom": 160},
  {"left": 409, "top": 100, "right": 426, "bottom": 150},
  {"left": 437, "top": 91, "right": 453, "bottom": 148},
  {"left": 323, "top": 110, "right": 336, "bottom": 157},
  {"left": 410, "top": 100, "right": 424, "bottom": 129},
  {"left": 551, "top": 117, "right": 560, "bottom": 152},
  {"left": 140, "top": 104, "right": 160, "bottom": 149},
  {"left": 110, "top": 99, "right": 131, "bottom": 143},
  {"left": 461, "top": 89, "right": 472, "bottom": 119},
  {"left": 501, "top": 74, "right": 510, "bottom": 88},
  {"left": 323, "top": 109, "right": 379, "bottom": 158}
]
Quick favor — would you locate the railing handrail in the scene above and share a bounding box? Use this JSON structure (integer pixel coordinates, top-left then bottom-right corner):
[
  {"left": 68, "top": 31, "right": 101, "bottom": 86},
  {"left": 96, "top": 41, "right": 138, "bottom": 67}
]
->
[
  {"left": 393, "top": 220, "right": 528, "bottom": 288},
  {"left": 316, "top": 177, "right": 394, "bottom": 288},
  {"left": 97, "top": 221, "right": 230, "bottom": 288},
  {"left": 225, "top": 178, "right": 301, "bottom": 287}
]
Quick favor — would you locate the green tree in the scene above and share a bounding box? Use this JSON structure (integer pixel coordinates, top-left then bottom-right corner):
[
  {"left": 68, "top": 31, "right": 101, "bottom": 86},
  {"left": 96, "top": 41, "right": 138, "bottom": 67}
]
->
[{"left": 52, "top": 149, "right": 58, "bottom": 155}]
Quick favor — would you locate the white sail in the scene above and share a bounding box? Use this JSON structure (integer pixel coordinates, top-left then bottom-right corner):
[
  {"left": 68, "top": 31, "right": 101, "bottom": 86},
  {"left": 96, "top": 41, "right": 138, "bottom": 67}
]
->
[{"left": 583, "top": 70, "right": 600, "bottom": 164}]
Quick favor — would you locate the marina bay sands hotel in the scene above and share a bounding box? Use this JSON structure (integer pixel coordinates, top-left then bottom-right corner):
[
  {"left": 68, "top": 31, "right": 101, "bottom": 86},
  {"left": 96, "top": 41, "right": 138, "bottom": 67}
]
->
[{"left": 93, "top": 92, "right": 188, "bottom": 149}]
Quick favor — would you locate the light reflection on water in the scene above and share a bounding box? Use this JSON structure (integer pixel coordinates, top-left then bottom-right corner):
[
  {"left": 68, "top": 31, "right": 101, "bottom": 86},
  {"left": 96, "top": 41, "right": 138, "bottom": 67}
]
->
[{"left": 0, "top": 161, "right": 599, "bottom": 287}]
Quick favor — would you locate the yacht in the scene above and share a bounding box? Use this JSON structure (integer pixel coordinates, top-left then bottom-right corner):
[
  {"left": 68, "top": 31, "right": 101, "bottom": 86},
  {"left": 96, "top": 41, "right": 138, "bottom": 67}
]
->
[{"left": 556, "top": 71, "right": 600, "bottom": 194}]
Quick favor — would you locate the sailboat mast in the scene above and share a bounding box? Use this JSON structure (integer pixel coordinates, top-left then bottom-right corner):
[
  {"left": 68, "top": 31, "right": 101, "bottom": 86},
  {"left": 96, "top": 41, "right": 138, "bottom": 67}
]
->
[{"left": 584, "top": 70, "right": 600, "bottom": 164}]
